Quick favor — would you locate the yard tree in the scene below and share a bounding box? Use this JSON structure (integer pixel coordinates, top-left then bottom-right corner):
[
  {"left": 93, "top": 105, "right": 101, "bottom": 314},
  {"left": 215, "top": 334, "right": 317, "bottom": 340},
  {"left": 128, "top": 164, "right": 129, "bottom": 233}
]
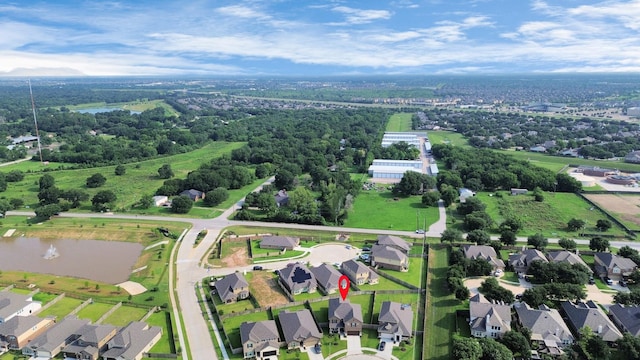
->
[
  {"left": 437, "top": 170, "right": 464, "bottom": 191},
  {"left": 254, "top": 163, "right": 274, "bottom": 178},
  {"left": 421, "top": 190, "right": 440, "bottom": 207},
  {"left": 589, "top": 236, "right": 610, "bottom": 252},
  {"left": 440, "top": 185, "right": 459, "bottom": 207},
  {"left": 499, "top": 230, "right": 517, "bottom": 246},
  {"left": 61, "top": 189, "right": 89, "bottom": 208},
  {"left": 499, "top": 217, "right": 523, "bottom": 233},
  {"left": 86, "top": 173, "right": 107, "bottom": 188},
  {"left": 171, "top": 195, "right": 193, "bottom": 214},
  {"left": 527, "top": 261, "right": 590, "bottom": 285},
  {"left": 467, "top": 258, "right": 493, "bottom": 276},
  {"left": 533, "top": 187, "right": 545, "bottom": 202},
  {"left": 556, "top": 173, "right": 583, "bottom": 192},
  {"left": 138, "top": 194, "right": 154, "bottom": 209},
  {"left": 467, "top": 229, "right": 491, "bottom": 245},
  {"left": 527, "top": 233, "right": 548, "bottom": 250},
  {"left": 617, "top": 332, "right": 640, "bottom": 359},
  {"left": 613, "top": 290, "right": 640, "bottom": 306},
  {"left": 38, "top": 186, "right": 61, "bottom": 205},
  {"left": 274, "top": 169, "right": 294, "bottom": 190},
  {"left": 463, "top": 211, "right": 493, "bottom": 231},
  {"left": 393, "top": 171, "right": 423, "bottom": 196},
  {"left": 457, "top": 197, "right": 486, "bottom": 215},
  {"left": 521, "top": 287, "right": 547, "bottom": 307},
  {"left": 114, "top": 164, "right": 126, "bottom": 176},
  {"left": 582, "top": 328, "right": 611, "bottom": 360},
  {"left": 558, "top": 237, "right": 577, "bottom": 251},
  {"left": 5, "top": 170, "right": 24, "bottom": 182},
  {"left": 500, "top": 331, "right": 531, "bottom": 357},
  {"left": 158, "top": 164, "right": 174, "bottom": 179},
  {"left": 618, "top": 246, "right": 640, "bottom": 265},
  {"left": 9, "top": 198, "right": 23, "bottom": 209},
  {"left": 479, "top": 337, "right": 513, "bottom": 360},
  {"left": 0, "top": 199, "right": 11, "bottom": 217},
  {"left": 567, "top": 218, "right": 586, "bottom": 231},
  {"left": 452, "top": 337, "right": 482, "bottom": 360},
  {"left": 289, "top": 187, "right": 318, "bottom": 216},
  {"left": 91, "top": 190, "right": 116, "bottom": 212},
  {"left": 255, "top": 192, "right": 277, "bottom": 214},
  {"left": 39, "top": 174, "right": 55, "bottom": 190},
  {"left": 596, "top": 219, "right": 612, "bottom": 232},
  {"left": 441, "top": 228, "right": 463, "bottom": 243},
  {"left": 35, "top": 204, "right": 61, "bottom": 219},
  {"left": 479, "top": 277, "right": 514, "bottom": 303},
  {"left": 204, "top": 187, "right": 229, "bottom": 207}
]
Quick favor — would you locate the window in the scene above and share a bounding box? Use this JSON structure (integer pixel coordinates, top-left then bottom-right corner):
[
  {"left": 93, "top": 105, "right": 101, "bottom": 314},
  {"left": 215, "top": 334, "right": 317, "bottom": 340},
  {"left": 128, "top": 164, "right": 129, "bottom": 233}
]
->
[{"left": 247, "top": 343, "right": 253, "bottom": 348}]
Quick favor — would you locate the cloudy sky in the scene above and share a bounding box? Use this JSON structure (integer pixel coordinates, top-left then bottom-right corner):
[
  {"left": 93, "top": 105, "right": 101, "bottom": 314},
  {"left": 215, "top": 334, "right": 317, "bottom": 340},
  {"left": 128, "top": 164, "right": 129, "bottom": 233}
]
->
[{"left": 2, "top": 0, "right": 640, "bottom": 76}]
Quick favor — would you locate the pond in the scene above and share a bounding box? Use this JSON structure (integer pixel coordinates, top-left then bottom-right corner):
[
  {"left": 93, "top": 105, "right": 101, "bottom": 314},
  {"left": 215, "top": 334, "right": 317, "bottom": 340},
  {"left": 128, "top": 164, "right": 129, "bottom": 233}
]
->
[
  {"left": 74, "top": 107, "right": 141, "bottom": 115},
  {"left": 0, "top": 237, "right": 143, "bottom": 284}
]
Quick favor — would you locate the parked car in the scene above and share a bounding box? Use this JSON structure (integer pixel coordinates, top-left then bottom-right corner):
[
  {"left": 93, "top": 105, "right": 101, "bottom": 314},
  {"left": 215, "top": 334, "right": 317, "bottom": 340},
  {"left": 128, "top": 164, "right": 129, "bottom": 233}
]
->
[
  {"left": 415, "top": 229, "right": 425, "bottom": 234},
  {"left": 494, "top": 269, "right": 503, "bottom": 277},
  {"left": 588, "top": 277, "right": 595, "bottom": 285},
  {"left": 362, "top": 246, "right": 371, "bottom": 252},
  {"left": 253, "top": 265, "right": 263, "bottom": 271},
  {"left": 345, "top": 245, "right": 352, "bottom": 249},
  {"left": 620, "top": 280, "right": 628, "bottom": 287},
  {"left": 314, "top": 343, "right": 321, "bottom": 354},
  {"left": 605, "top": 277, "right": 613, "bottom": 285},
  {"left": 379, "top": 341, "right": 386, "bottom": 351}
]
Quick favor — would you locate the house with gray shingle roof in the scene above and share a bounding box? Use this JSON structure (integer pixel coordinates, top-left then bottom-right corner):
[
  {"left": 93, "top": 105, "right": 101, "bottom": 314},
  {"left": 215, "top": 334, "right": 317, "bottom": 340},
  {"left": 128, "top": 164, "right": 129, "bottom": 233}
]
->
[
  {"left": 279, "top": 309, "right": 322, "bottom": 349},
  {"left": 328, "top": 298, "right": 363, "bottom": 336},
  {"left": 609, "top": 304, "right": 640, "bottom": 336},
  {"left": 260, "top": 236, "right": 300, "bottom": 251},
  {"left": 278, "top": 263, "right": 317, "bottom": 295},
  {"left": 376, "top": 235, "right": 411, "bottom": 253},
  {"left": 0, "top": 315, "right": 54, "bottom": 350},
  {"left": 0, "top": 292, "right": 42, "bottom": 323},
  {"left": 341, "top": 260, "right": 378, "bottom": 286},
  {"left": 22, "top": 316, "right": 90, "bottom": 359},
  {"left": 214, "top": 272, "right": 250, "bottom": 303},
  {"left": 62, "top": 323, "right": 117, "bottom": 360},
  {"left": 462, "top": 245, "right": 505, "bottom": 271},
  {"left": 468, "top": 294, "right": 511, "bottom": 339},
  {"left": 240, "top": 320, "right": 280, "bottom": 360},
  {"left": 371, "top": 245, "right": 409, "bottom": 272},
  {"left": 560, "top": 301, "right": 622, "bottom": 343},
  {"left": 547, "top": 251, "right": 592, "bottom": 273},
  {"left": 101, "top": 321, "right": 163, "bottom": 360},
  {"left": 377, "top": 301, "right": 413, "bottom": 343},
  {"left": 509, "top": 249, "right": 548, "bottom": 274},
  {"left": 179, "top": 189, "right": 205, "bottom": 201},
  {"left": 514, "top": 303, "right": 573, "bottom": 356},
  {"left": 310, "top": 264, "right": 342, "bottom": 294},
  {"left": 594, "top": 252, "right": 637, "bottom": 281}
]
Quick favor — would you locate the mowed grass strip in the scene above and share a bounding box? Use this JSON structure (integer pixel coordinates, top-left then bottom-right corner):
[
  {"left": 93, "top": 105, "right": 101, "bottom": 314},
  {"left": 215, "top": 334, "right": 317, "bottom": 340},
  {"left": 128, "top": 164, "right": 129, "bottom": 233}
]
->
[
  {"left": 146, "top": 311, "right": 177, "bottom": 354},
  {"left": 75, "top": 302, "right": 113, "bottom": 322},
  {"left": 378, "top": 257, "right": 424, "bottom": 287},
  {"left": 102, "top": 306, "right": 148, "bottom": 326},
  {"left": 386, "top": 113, "right": 413, "bottom": 132},
  {"left": 37, "top": 297, "right": 84, "bottom": 319},
  {"left": 426, "top": 130, "right": 469, "bottom": 147},
  {"left": 344, "top": 190, "right": 439, "bottom": 231}
]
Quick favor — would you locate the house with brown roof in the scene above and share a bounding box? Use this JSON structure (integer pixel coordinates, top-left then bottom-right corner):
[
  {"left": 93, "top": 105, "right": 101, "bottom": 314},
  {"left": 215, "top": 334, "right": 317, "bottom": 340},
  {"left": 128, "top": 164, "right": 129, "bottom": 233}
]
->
[
  {"left": 468, "top": 294, "right": 511, "bottom": 339},
  {"left": 0, "top": 315, "right": 54, "bottom": 351},
  {"left": 377, "top": 301, "right": 413, "bottom": 343},
  {"left": 278, "top": 263, "right": 317, "bottom": 295},
  {"left": 341, "top": 260, "right": 378, "bottom": 286},
  {"left": 101, "top": 321, "right": 163, "bottom": 360},
  {"left": 370, "top": 245, "right": 409, "bottom": 272},
  {"left": 560, "top": 301, "right": 622, "bottom": 343},
  {"left": 376, "top": 235, "right": 411, "bottom": 253},
  {"left": 22, "top": 316, "right": 90, "bottom": 359},
  {"left": 260, "top": 236, "right": 300, "bottom": 251},
  {"left": 240, "top": 320, "right": 281, "bottom": 360},
  {"left": 310, "top": 264, "right": 342, "bottom": 294},
  {"left": 594, "top": 252, "right": 638, "bottom": 281},
  {"left": 279, "top": 309, "right": 322, "bottom": 349},
  {"left": 508, "top": 249, "right": 548, "bottom": 274},
  {"left": 328, "top": 298, "right": 363, "bottom": 336},
  {"left": 62, "top": 323, "right": 118, "bottom": 360},
  {"left": 214, "top": 272, "right": 250, "bottom": 303},
  {"left": 462, "top": 245, "right": 505, "bottom": 271}
]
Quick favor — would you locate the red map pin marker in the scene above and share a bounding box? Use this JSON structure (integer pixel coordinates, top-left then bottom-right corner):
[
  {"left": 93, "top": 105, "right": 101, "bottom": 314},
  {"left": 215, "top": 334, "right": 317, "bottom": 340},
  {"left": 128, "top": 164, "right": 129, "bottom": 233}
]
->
[{"left": 339, "top": 275, "right": 350, "bottom": 301}]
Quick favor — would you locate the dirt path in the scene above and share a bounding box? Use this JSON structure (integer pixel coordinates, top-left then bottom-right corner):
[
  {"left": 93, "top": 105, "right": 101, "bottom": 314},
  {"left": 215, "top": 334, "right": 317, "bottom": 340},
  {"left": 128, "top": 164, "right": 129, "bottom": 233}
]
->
[{"left": 251, "top": 272, "right": 289, "bottom": 307}]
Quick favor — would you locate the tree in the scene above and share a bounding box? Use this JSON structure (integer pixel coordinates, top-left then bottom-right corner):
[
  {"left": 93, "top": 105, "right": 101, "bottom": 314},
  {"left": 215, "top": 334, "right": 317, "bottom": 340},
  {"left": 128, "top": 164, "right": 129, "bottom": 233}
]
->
[
  {"left": 478, "top": 337, "right": 512, "bottom": 360},
  {"left": 467, "top": 258, "right": 493, "bottom": 276},
  {"left": 558, "top": 237, "right": 577, "bottom": 251},
  {"left": 582, "top": 328, "right": 611, "bottom": 360},
  {"left": 39, "top": 174, "right": 55, "bottom": 190},
  {"left": 527, "top": 233, "right": 548, "bottom": 250},
  {"left": 499, "top": 217, "right": 523, "bottom": 233},
  {"left": 568, "top": 218, "right": 586, "bottom": 231},
  {"left": 34, "top": 204, "right": 61, "bottom": 219},
  {"left": 5, "top": 170, "right": 24, "bottom": 182},
  {"left": 521, "top": 287, "right": 547, "bottom": 307},
  {"left": 457, "top": 197, "right": 486, "bottom": 215},
  {"left": 617, "top": 332, "right": 640, "bottom": 360},
  {"left": 467, "top": 229, "right": 491, "bottom": 245},
  {"left": 274, "top": 169, "right": 295, "bottom": 190},
  {"left": 203, "top": 187, "right": 229, "bottom": 207},
  {"left": 421, "top": 191, "right": 440, "bottom": 207},
  {"left": 479, "top": 277, "right": 514, "bottom": 303},
  {"left": 452, "top": 337, "right": 482, "bottom": 360},
  {"left": 0, "top": 199, "right": 11, "bottom": 218},
  {"left": 138, "top": 194, "right": 154, "bottom": 209},
  {"left": 91, "top": 190, "right": 116, "bottom": 212},
  {"left": 86, "top": 173, "right": 107, "bottom": 188},
  {"left": 556, "top": 172, "right": 582, "bottom": 192},
  {"left": 114, "top": 164, "right": 126, "bottom": 176},
  {"left": 441, "top": 228, "right": 463, "bottom": 243},
  {"left": 158, "top": 164, "right": 174, "bottom": 179},
  {"left": 9, "top": 198, "right": 23, "bottom": 209},
  {"left": 60, "top": 189, "right": 89, "bottom": 208},
  {"left": 393, "top": 171, "right": 425, "bottom": 196},
  {"left": 171, "top": 195, "right": 193, "bottom": 214},
  {"left": 596, "top": 219, "right": 612, "bottom": 232},
  {"left": 533, "top": 187, "right": 545, "bottom": 202},
  {"left": 463, "top": 211, "right": 493, "bottom": 231},
  {"left": 500, "top": 331, "right": 530, "bottom": 357},
  {"left": 499, "top": 230, "right": 517, "bottom": 246},
  {"left": 589, "top": 236, "right": 609, "bottom": 252},
  {"left": 38, "top": 186, "right": 61, "bottom": 205}
]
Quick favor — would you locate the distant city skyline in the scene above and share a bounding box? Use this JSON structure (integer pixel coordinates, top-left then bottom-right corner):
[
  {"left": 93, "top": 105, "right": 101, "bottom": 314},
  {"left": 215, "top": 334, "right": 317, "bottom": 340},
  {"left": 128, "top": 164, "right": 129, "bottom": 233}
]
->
[{"left": 2, "top": 0, "right": 640, "bottom": 76}]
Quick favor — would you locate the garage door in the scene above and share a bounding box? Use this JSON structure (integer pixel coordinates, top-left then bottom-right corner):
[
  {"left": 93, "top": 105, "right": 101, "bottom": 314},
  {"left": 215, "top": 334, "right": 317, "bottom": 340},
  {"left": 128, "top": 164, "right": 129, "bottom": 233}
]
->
[
  {"left": 263, "top": 350, "right": 277, "bottom": 357},
  {"left": 347, "top": 331, "right": 360, "bottom": 336}
]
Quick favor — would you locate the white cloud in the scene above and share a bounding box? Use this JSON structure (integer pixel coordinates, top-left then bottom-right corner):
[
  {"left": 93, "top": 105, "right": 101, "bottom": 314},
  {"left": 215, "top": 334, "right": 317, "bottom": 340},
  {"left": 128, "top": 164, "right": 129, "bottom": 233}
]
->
[{"left": 331, "top": 6, "right": 392, "bottom": 24}]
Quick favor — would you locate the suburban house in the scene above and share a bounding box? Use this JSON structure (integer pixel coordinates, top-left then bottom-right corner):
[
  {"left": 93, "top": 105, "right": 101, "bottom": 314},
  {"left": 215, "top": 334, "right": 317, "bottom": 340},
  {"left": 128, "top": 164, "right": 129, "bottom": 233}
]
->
[
  {"left": 514, "top": 303, "right": 574, "bottom": 356},
  {"left": 278, "top": 263, "right": 317, "bottom": 295},
  {"left": 310, "top": 264, "right": 342, "bottom": 294},
  {"left": 179, "top": 189, "right": 205, "bottom": 201},
  {"left": 376, "top": 235, "right": 411, "bottom": 253},
  {"left": 240, "top": 320, "right": 281, "bottom": 360},
  {"left": 279, "top": 309, "right": 322, "bottom": 349},
  {"left": 214, "top": 272, "right": 250, "bottom": 303},
  {"left": 508, "top": 249, "right": 548, "bottom": 274},
  {"left": 61, "top": 323, "right": 118, "bottom": 360},
  {"left": 377, "top": 301, "right": 413, "bottom": 343},
  {"left": 274, "top": 189, "right": 289, "bottom": 207},
  {"left": 547, "top": 251, "right": 592, "bottom": 273},
  {"left": 260, "top": 236, "right": 300, "bottom": 251},
  {"left": 0, "top": 292, "right": 42, "bottom": 323},
  {"left": 468, "top": 294, "right": 511, "bottom": 339},
  {"left": 341, "top": 260, "right": 379, "bottom": 286},
  {"left": 0, "top": 315, "right": 54, "bottom": 351},
  {"left": 594, "top": 252, "right": 638, "bottom": 281},
  {"left": 560, "top": 301, "right": 622, "bottom": 343},
  {"left": 462, "top": 245, "right": 505, "bottom": 271},
  {"left": 459, "top": 188, "right": 476, "bottom": 203},
  {"left": 609, "top": 304, "right": 640, "bottom": 336},
  {"left": 22, "top": 316, "right": 91, "bottom": 359},
  {"left": 101, "top": 321, "right": 163, "bottom": 360},
  {"left": 370, "top": 245, "right": 409, "bottom": 272},
  {"left": 327, "top": 298, "right": 363, "bottom": 336}
]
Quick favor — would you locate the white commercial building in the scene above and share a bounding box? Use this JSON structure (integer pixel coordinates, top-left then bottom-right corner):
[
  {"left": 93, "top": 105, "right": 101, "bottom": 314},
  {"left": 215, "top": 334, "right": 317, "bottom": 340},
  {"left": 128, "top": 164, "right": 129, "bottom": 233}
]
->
[{"left": 381, "top": 132, "right": 422, "bottom": 148}]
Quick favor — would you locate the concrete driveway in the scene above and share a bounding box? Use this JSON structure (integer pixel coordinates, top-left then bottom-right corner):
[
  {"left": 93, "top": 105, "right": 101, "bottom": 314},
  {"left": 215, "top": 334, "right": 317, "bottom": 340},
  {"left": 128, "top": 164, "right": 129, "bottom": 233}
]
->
[
  {"left": 376, "top": 340, "right": 393, "bottom": 360},
  {"left": 346, "top": 335, "right": 362, "bottom": 355},
  {"left": 305, "top": 346, "right": 325, "bottom": 360}
]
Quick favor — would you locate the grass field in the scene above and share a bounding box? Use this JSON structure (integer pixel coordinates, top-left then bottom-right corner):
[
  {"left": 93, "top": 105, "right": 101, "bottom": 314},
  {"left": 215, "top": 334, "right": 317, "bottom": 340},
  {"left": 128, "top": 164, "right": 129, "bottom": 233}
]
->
[
  {"left": 66, "top": 99, "right": 180, "bottom": 117},
  {"left": 102, "top": 306, "right": 149, "bottom": 326},
  {"left": 497, "top": 149, "right": 640, "bottom": 173},
  {"left": 386, "top": 113, "right": 413, "bottom": 132},
  {"left": 146, "top": 311, "right": 179, "bottom": 354},
  {"left": 476, "top": 191, "right": 627, "bottom": 237},
  {"left": 343, "top": 190, "right": 439, "bottom": 231},
  {"left": 1, "top": 141, "right": 245, "bottom": 212},
  {"left": 378, "top": 257, "right": 424, "bottom": 287},
  {"left": 37, "top": 297, "right": 83, "bottom": 319},
  {"left": 426, "top": 131, "right": 469, "bottom": 147},
  {"left": 75, "top": 302, "right": 113, "bottom": 322}
]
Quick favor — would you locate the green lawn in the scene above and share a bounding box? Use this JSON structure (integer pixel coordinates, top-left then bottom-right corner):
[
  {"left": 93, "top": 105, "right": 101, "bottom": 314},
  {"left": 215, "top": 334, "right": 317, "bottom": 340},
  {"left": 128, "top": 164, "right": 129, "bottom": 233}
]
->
[
  {"left": 215, "top": 297, "right": 256, "bottom": 315},
  {"left": 320, "top": 332, "right": 348, "bottom": 357},
  {"left": 31, "top": 291, "right": 59, "bottom": 305},
  {"left": 344, "top": 190, "right": 439, "bottom": 231},
  {"left": 426, "top": 131, "right": 469, "bottom": 147},
  {"left": 496, "top": 149, "right": 640, "bottom": 174},
  {"left": 37, "top": 297, "right": 83, "bottom": 319},
  {"left": 386, "top": 113, "right": 413, "bottom": 132},
  {"left": 371, "top": 293, "right": 419, "bottom": 323},
  {"left": 75, "top": 302, "right": 113, "bottom": 322},
  {"left": 102, "top": 306, "right": 149, "bottom": 326},
  {"left": 146, "top": 311, "right": 177, "bottom": 354},
  {"left": 378, "top": 257, "right": 424, "bottom": 287},
  {"left": 364, "top": 276, "right": 412, "bottom": 291}
]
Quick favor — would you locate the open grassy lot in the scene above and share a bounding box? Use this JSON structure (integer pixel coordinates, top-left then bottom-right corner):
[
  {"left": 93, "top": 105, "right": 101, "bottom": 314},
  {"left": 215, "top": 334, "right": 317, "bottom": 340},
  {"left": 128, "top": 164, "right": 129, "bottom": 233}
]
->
[
  {"left": 1, "top": 141, "right": 244, "bottom": 212},
  {"left": 102, "top": 306, "right": 149, "bottom": 326},
  {"left": 378, "top": 257, "right": 424, "bottom": 287},
  {"left": 476, "top": 191, "right": 627, "bottom": 237},
  {"left": 386, "top": 113, "right": 413, "bottom": 132},
  {"left": 426, "top": 130, "right": 469, "bottom": 147},
  {"left": 37, "top": 297, "right": 83, "bottom": 319},
  {"left": 496, "top": 148, "right": 640, "bottom": 173},
  {"left": 75, "top": 302, "right": 113, "bottom": 322},
  {"left": 344, "top": 190, "right": 439, "bottom": 231}
]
